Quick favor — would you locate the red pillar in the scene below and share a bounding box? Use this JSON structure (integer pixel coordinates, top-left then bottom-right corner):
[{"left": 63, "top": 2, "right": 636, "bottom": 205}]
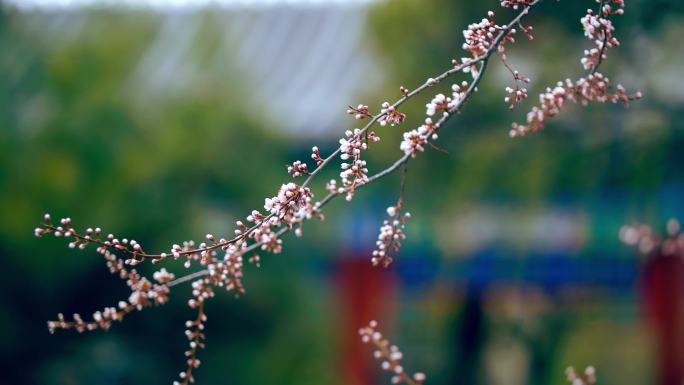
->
[
  {"left": 335, "top": 257, "right": 398, "bottom": 385},
  {"left": 641, "top": 252, "right": 684, "bottom": 385}
]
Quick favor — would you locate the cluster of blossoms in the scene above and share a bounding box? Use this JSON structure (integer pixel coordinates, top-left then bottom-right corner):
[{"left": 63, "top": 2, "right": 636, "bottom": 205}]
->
[
  {"left": 372, "top": 205, "right": 411, "bottom": 268},
  {"left": 379, "top": 102, "right": 407, "bottom": 127},
  {"left": 510, "top": 72, "right": 642, "bottom": 137},
  {"left": 263, "top": 183, "right": 315, "bottom": 225},
  {"left": 347, "top": 104, "right": 371, "bottom": 120},
  {"left": 310, "top": 146, "right": 324, "bottom": 166},
  {"left": 425, "top": 82, "right": 469, "bottom": 116},
  {"left": 339, "top": 128, "right": 379, "bottom": 201},
  {"left": 504, "top": 70, "right": 531, "bottom": 109},
  {"left": 565, "top": 366, "right": 597, "bottom": 385},
  {"left": 169, "top": 240, "right": 216, "bottom": 269},
  {"left": 399, "top": 79, "right": 469, "bottom": 158},
  {"left": 501, "top": 0, "right": 535, "bottom": 10},
  {"left": 462, "top": 11, "right": 502, "bottom": 59},
  {"left": 359, "top": 321, "right": 426, "bottom": 385},
  {"left": 620, "top": 218, "right": 684, "bottom": 257},
  {"left": 511, "top": 0, "right": 639, "bottom": 137},
  {"left": 287, "top": 160, "right": 308, "bottom": 177},
  {"left": 460, "top": 8, "right": 526, "bottom": 78},
  {"left": 505, "top": 84, "right": 529, "bottom": 109},
  {"left": 580, "top": 0, "right": 624, "bottom": 70},
  {"left": 400, "top": 118, "right": 437, "bottom": 158},
  {"left": 245, "top": 182, "right": 318, "bottom": 253},
  {"left": 174, "top": 281, "right": 212, "bottom": 385}
]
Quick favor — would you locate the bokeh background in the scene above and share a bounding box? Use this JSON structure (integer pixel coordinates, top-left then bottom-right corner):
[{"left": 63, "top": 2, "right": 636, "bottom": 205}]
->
[{"left": 1, "top": 0, "right": 684, "bottom": 384}]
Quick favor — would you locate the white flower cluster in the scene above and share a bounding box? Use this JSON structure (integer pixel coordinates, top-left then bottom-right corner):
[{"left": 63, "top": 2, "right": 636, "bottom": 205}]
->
[
  {"left": 399, "top": 80, "right": 469, "bottom": 157},
  {"left": 249, "top": 182, "right": 316, "bottom": 251},
  {"left": 153, "top": 268, "right": 175, "bottom": 284},
  {"left": 339, "top": 128, "right": 379, "bottom": 201},
  {"left": 371, "top": 205, "right": 411, "bottom": 267},
  {"left": 462, "top": 13, "right": 497, "bottom": 58},
  {"left": 425, "top": 94, "right": 448, "bottom": 117},
  {"left": 426, "top": 82, "right": 469, "bottom": 117},
  {"left": 400, "top": 118, "right": 437, "bottom": 158},
  {"left": 580, "top": 1, "right": 624, "bottom": 70},
  {"left": 379, "top": 101, "right": 407, "bottom": 127}
]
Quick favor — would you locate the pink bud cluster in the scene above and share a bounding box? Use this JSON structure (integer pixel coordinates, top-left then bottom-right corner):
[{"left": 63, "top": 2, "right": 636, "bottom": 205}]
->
[
  {"left": 174, "top": 281, "right": 210, "bottom": 385},
  {"left": 240, "top": 182, "right": 317, "bottom": 255},
  {"left": 494, "top": 4, "right": 534, "bottom": 108},
  {"left": 216, "top": 246, "right": 247, "bottom": 294},
  {"left": 510, "top": 0, "right": 640, "bottom": 137},
  {"left": 510, "top": 72, "right": 642, "bottom": 137},
  {"left": 310, "top": 146, "right": 324, "bottom": 166},
  {"left": 580, "top": 1, "right": 624, "bottom": 70},
  {"left": 505, "top": 84, "right": 529, "bottom": 109},
  {"left": 372, "top": 205, "right": 411, "bottom": 267},
  {"left": 504, "top": 70, "right": 530, "bottom": 109},
  {"left": 462, "top": 12, "right": 500, "bottom": 58},
  {"left": 287, "top": 160, "right": 308, "bottom": 178},
  {"left": 35, "top": 214, "right": 153, "bottom": 265},
  {"left": 347, "top": 104, "right": 371, "bottom": 120},
  {"left": 170, "top": 240, "right": 219, "bottom": 269},
  {"left": 339, "top": 128, "right": 379, "bottom": 201},
  {"left": 620, "top": 219, "right": 684, "bottom": 257},
  {"left": 48, "top": 310, "right": 126, "bottom": 334},
  {"left": 565, "top": 366, "right": 597, "bottom": 385},
  {"left": 379, "top": 102, "right": 407, "bottom": 127},
  {"left": 460, "top": 10, "right": 522, "bottom": 77},
  {"left": 359, "top": 321, "right": 426, "bottom": 385},
  {"left": 264, "top": 183, "right": 314, "bottom": 223}
]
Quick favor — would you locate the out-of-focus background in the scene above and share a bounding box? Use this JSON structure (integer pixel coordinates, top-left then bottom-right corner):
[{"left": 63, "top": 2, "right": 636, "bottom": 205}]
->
[{"left": 1, "top": 0, "right": 684, "bottom": 384}]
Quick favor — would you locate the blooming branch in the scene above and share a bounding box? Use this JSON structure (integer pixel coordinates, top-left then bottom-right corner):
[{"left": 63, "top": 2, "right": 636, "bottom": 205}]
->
[
  {"left": 510, "top": 0, "right": 641, "bottom": 137},
  {"left": 372, "top": 164, "right": 411, "bottom": 268},
  {"left": 35, "top": 1, "right": 639, "bottom": 382},
  {"left": 359, "top": 320, "right": 426, "bottom": 385}
]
